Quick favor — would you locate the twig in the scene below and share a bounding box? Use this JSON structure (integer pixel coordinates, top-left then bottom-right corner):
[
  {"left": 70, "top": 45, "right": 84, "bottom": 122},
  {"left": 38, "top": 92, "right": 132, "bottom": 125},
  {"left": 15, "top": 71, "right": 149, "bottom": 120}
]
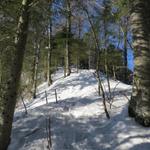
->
[
  {"left": 120, "top": 91, "right": 130, "bottom": 101},
  {"left": 25, "top": 128, "right": 40, "bottom": 137},
  {"left": 93, "top": 72, "right": 110, "bottom": 119},
  {"left": 21, "top": 95, "right": 28, "bottom": 115},
  {"left": 55, "top": 89, "right": 58, "bottom": 103},
  {"left": 45, "top": 90, "right": 48, "bottom": 104},
  {"left": 112, "top": 81, "right": 121, "bottom": 99}
]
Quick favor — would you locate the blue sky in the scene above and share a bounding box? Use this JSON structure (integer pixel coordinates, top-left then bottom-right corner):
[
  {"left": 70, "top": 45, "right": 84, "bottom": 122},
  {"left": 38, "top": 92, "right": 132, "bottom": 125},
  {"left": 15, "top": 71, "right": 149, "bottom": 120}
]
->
[{"left": 128, "top": 49, "right": 134, "bottom": 71}]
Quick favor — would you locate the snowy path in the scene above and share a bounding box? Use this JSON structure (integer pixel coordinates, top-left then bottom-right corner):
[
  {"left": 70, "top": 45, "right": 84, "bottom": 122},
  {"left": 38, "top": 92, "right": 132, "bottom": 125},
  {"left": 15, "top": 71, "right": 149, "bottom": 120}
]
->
[{"left": 8, "top": 70, "right": 150, "bottom": 150}]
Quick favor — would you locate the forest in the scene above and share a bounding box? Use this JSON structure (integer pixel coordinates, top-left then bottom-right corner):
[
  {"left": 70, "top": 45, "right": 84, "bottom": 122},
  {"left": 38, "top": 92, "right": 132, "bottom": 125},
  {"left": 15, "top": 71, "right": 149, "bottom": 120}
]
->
[{"left": 0, "top": 0, "right": 150, "bottom": 150}]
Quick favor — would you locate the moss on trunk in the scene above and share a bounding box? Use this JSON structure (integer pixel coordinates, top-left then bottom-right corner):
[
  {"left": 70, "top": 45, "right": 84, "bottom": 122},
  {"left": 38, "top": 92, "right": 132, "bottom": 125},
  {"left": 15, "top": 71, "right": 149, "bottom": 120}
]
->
[{"left": 0, "top": 0, "right": 31, "bottom": 149}]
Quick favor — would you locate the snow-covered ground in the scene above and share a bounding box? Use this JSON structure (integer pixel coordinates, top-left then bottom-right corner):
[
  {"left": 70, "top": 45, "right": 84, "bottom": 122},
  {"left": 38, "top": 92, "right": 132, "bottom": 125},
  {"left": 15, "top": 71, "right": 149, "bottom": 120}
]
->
[{"left": 8, "top": 69, "right": 150, "bottom": 150}]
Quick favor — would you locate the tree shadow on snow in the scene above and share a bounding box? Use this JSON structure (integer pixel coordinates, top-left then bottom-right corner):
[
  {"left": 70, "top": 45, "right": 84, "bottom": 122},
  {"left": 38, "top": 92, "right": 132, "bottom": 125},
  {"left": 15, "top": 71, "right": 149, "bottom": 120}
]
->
[{"left": 9, "top": 99, "right": 150, "bottom": 150}]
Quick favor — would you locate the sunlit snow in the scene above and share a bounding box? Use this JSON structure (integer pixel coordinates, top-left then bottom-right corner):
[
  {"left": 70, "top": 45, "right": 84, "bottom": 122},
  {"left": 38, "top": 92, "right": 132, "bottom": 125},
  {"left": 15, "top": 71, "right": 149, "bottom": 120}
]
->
[{"left": 8, "top": 69, "right": 150, "bottom": 150}]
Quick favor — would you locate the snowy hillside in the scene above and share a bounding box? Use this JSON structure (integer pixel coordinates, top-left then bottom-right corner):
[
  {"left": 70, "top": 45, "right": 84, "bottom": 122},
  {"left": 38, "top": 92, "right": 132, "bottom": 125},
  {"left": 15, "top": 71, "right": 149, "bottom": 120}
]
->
[{"left": 8, "top": 69, "right": 150, "bottom": 150}]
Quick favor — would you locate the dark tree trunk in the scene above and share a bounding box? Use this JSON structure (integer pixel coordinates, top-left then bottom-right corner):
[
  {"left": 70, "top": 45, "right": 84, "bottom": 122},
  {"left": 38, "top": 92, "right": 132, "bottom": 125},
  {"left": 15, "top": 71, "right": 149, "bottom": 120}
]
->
[
  {"left": 47, "top": 1, "right": 53, "bottom": 86},
  {"left": 128, "top": 0, "right": 150, "bottom": 126},
  {"left": 32, "top": 38, "right": 40, "bottom": 99},
  {"left": 122, "top": 17, "right": 128, "bottom": 83},
  {"left": 123, "top": 29, "right": 128, "bottom": 83},
  {"left": 76, "top": 17, "right": 82, "bottom": 73},
  {"left": 0, "top": 0, "right": 31, "bottom": 149},
  {"left": 103, "top": 0, "right": 111, "bottom": 99}
]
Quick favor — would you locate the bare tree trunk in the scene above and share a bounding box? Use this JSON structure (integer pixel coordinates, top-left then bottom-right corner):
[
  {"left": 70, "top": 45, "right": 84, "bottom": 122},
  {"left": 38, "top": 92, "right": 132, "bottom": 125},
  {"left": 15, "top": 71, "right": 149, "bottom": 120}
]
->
[
  {"left": 21, "top": 95, "right": 28, "bottom": 114},
  {"left": 76, "top": 17, "right": 82, "bottom": 73},
  {"left": 47, "top": 1, "right": 53, "bottom": 86},
  {"left": 120, "top": 18, "right": 129, "bottom": 83},
  {"left": 112, "top": 65, "right": 116, "bottom": 80},
  {"left": 82, "top": 6, "right": 102, "bottom": 95},
  {"left": 64, "top": 0, "right": 71, "bottom": 77},
  {"left": 88, "top": 48, "right": 91, "bottom": 69},
  {"left": 0, "top": 0, "right": 31, "bottom": 149},
  {"left": 82, "top": 5, "right": 110, "bottom": 119},
  {"left": 33, "top": 38, "right": 40, "bottom": 99},
  {"left": 128, "top": 0, "right": 150, "bottom": 126},
  {"left": 123, "top": 27, "right": 128, "bottom": 83},
  {"left": 103, "top": 0, "right": 111, "bottom": 100}
]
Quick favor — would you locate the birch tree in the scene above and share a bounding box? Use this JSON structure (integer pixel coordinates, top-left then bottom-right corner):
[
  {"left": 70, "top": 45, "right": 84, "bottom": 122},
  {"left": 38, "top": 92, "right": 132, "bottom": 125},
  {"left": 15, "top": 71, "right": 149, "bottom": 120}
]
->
[{"left": 128, "top": 0, "right": 150, "bottom": 126}]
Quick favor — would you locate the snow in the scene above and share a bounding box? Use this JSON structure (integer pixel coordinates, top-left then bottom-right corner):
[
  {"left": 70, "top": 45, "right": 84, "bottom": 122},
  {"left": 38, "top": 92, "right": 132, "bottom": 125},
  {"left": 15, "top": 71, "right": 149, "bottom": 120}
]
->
[{"left": 8, "top": 69, "right": 150, "bottom": 150}]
